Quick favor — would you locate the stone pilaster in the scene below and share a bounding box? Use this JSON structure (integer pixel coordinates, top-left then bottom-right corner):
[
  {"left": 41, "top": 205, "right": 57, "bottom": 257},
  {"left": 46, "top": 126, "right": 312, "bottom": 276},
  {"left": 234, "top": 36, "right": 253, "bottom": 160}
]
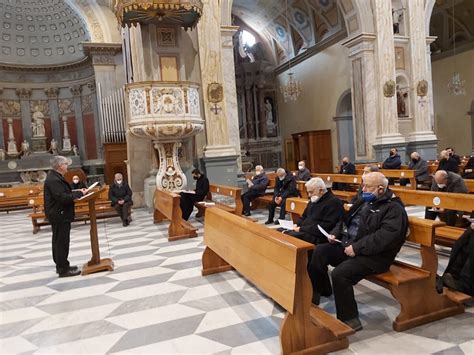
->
[
  {"left": 87, "top": 80, "right": 103, "bottom": 159},
  {"left": 342, "top": 34, "right": 377, "bottom": 160},
  {"left": 372, "top": 0, "right": 404, "bottom": 146},
  {"left": 44, "top": 87, "right": 61, "bottom": 145},
  {"left": 15, "top": 88, "right": 32, "bottom": 141},
  {"left": 70, "top": 85, "right": 86, "bottom": 159}
]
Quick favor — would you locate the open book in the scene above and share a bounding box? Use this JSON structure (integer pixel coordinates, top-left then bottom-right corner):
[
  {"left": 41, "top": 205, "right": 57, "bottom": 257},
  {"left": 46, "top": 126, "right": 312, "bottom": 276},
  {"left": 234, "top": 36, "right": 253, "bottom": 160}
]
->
[
  {"left": 76, "top": 191, "right": 95, "bottom": 201},
  {"left": 75, "top": 182, "right": 100, "bottom": 201}
]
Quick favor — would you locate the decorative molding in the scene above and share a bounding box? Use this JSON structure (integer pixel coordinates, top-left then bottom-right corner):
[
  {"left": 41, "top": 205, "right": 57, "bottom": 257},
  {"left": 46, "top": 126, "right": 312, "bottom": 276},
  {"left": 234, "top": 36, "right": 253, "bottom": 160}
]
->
[
  {"left": 82, "top": 42, "right": 122, "bottom": 56},
  {"left": 87, "top": 80, "right": 96, "bottom": 93}
]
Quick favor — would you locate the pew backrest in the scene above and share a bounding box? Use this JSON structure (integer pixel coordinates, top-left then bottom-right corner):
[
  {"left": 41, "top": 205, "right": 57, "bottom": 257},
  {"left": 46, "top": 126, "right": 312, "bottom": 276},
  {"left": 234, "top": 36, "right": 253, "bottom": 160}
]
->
[
  {"left": 154, "top": 189, "right": 181, "bottom": 220},
  {"left": 391, "top": 187, "right": 474, "bottom": 211}
]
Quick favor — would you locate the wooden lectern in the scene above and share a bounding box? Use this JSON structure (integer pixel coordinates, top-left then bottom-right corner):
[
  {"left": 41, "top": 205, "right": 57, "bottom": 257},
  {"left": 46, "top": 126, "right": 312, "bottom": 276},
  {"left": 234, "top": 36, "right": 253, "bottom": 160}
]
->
[{"left": 79, "top": 188, "right": 114, "bottom": 275}]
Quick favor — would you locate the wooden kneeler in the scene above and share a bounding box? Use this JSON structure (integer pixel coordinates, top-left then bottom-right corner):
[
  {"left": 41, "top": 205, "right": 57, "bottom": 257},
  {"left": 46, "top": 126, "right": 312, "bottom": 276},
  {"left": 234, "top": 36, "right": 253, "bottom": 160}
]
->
[
  {"left": 202, "top": 208, "right": 354, "bottom": 354},
  {"left": 153, "top": 189, "right": 197, "bottom": 241},
  {"left": 80, "top": 188, "right": 114, "bottom": 275}
]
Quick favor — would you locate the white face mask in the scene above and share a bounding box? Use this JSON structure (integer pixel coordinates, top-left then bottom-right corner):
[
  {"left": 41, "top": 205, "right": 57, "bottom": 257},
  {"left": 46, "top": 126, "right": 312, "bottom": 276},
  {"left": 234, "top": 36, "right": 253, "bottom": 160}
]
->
[
  {"left": 116, "top": 180, "right": 123, "bottom": 185},
  {"left": 298, "top": 165, "right": 304, "bottom": 170},
  {"left": 310, "top": 195, "right": 319, "bottom": 203},
  {"left": 73, "top": 179, "right": 79, "bottom": 184},
  {"left": 279, "top": 176, "right": 285, "bottom": 181},
  {"left": 437, "top": 183, "right": 446, "bottom": 189},
  {"left": 255, "top": 170, "right": 261, "bottom": 175}
]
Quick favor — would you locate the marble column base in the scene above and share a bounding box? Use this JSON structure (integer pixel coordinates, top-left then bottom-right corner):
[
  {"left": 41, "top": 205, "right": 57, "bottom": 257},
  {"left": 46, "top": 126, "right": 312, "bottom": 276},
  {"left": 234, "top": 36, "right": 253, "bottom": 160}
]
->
[
  {"left": 203, "top": 154, "right": 239, "bottom": 186},
  {"left": 373, "top": 142, "right": 408, "bottom": 164},
  {"left": 204, "top": 145, "right": 237, "bottom": 158},
  {"left": 406, "top": 139, "right": 438, "bottom": 161}
]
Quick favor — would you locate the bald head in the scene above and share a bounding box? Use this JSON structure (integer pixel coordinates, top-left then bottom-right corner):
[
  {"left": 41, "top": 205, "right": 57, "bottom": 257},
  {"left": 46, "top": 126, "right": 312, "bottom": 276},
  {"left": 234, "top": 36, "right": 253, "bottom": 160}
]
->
[
  {"left": 440, "top": 150, "right": 449, "bottom": 159},
  {"left": 410, "top": 152, "right": 420, "bottom": 160},
  {"left": 364, "top": 172, "right": 388, "bottom": 189},
  {"left": 434, "top": 170, "right": 448, "bottom": 184}
]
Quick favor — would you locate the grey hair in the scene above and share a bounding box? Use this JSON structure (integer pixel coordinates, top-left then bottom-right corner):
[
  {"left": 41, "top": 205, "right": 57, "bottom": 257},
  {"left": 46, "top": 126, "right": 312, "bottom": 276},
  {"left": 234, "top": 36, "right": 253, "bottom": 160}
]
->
[
  {"left": 305, "top": 177, "right": 327, "bottom": 193},
  {"left": 276, "top": 168, "right": 286, "bottom": 175},
  {"left": 255, "top": 165, "right": 263, "bottom": 171},
  {"left": 114, "top": 173, "right": 123, "bottom": 179},
  {"left": 50, "top": 155, "right": 68, "bottom": 170},
  {"left": 410, "top": 152, "right": 420, "bottom": 159}
]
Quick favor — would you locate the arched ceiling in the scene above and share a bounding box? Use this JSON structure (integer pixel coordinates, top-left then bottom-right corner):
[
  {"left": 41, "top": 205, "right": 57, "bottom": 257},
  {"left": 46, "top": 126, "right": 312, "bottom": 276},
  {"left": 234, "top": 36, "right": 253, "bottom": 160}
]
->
[
  {"left": 0, "top": 0, "right": 91, "bottom": 67},
  {"left": 232, "top": 0, "right": 344, "bottom": 62}
]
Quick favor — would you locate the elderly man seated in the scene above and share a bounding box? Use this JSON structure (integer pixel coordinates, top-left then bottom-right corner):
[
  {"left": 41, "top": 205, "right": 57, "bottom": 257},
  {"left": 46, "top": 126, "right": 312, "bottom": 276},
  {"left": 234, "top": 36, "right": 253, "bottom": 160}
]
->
[
  {"left": 265, "top": 168, "right": 298, "bottom": 225},
  {"left": 425, "top": 170, "right": 468, "bottom": 226},
  {"left": 70, "top": 175, "right": 87, "bottom": 190},
  {"left": 400, "top": 152, "right": 430, "bottom": 187},
  {"left": 109, "top": 173, "right": 133, "bottom": 227},
  {"left": 241, "top": 165, "right": 269, "bottom": 217},
  {"left": 308, "top": 172, "right": 408, "bottom": 331},
  {"left": 282, "top": 177, "right": 344, "bottom": 245},
  {"left": 294, "top": 160, "right": 311, "bottom": 181}
]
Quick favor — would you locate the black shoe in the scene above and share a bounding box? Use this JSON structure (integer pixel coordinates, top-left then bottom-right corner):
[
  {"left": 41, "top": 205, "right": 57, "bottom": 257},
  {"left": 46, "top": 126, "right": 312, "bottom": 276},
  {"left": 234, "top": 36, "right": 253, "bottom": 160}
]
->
[
  {"left": 343, "top": 318, "right": 363, "bottom": 332},
  {"left": 58, "top": 268, "right": 81, "bottom": 278},
  {"left": 264, "top": 220, "right": 273, "bottom": 225},
  {"left": 244, "top": 211, "right": 251, "bottom": 217},
  {"left": 56, "top": 265, "right": 78, "bottom": 274},
  {"left": 442, "top": 273, "right": 457, "bottom": 290},
  {"left": 312, "top": 292, "right": 321, "bottom": 305},
  {"left": 274, "top": 220, "right": 280, "bottom": 225},
  {"left": 123, "top": 220, "right": 129, "bottom": 226}
]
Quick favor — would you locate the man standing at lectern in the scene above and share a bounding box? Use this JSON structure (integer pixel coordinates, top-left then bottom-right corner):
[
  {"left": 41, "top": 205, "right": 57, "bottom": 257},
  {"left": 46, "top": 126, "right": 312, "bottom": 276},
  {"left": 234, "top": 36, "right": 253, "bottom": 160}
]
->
[{"left": 44, "top": 156, "right": 86, "bottom": 277}]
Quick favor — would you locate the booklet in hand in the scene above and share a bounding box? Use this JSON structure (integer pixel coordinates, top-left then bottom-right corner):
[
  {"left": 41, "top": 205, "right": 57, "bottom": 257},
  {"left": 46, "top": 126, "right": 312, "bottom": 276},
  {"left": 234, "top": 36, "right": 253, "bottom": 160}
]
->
[
  {"left": 278, "top": 219, "right": 295, "bottom": 230},
  {"left": 317, "top": 224, "right": 342, "bottom": 243}
]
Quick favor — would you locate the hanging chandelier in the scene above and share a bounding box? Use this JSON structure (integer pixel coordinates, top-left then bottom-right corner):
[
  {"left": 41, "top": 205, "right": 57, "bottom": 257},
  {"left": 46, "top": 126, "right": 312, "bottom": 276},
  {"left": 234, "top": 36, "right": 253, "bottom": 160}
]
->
[
  {"left": 280, "top": 0, "right": 301, "bottom": 102},
  {"left": 447, "top": 0, "right": 466, "bottom": 96},
  {"left": 281, "top": 72, "right": 301, "bottom": 102}
]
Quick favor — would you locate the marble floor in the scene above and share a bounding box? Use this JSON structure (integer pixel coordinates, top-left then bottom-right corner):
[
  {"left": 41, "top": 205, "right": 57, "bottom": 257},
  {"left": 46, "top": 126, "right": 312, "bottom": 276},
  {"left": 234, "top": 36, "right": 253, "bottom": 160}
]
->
[{"left": 0, "top": 206, "right": 473, "bottom": 354}]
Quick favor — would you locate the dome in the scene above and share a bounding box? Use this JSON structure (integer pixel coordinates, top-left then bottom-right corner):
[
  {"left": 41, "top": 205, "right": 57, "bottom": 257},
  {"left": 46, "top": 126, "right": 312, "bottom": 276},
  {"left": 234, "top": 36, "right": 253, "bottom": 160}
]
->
[{"left": 0, "top": 0, "right": 90, "bottom": 67}]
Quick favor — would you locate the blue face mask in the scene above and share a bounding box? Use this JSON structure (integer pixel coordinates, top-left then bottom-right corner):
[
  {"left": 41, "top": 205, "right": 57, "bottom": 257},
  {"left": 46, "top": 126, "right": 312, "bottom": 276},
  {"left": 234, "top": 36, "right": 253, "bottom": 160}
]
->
[{"left": 362, "top": 192, "right": 377, "bottom": 202}]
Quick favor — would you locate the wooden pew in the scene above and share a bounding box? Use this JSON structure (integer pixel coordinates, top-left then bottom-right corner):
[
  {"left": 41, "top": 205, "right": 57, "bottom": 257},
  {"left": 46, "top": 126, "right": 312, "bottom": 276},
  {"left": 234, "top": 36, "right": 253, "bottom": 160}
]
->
[
  {"left": 153, "top": 189, "right": 197, "bottom": 241},
  {"left": 285, "top": 198, "right": 471, "bottom": 331},
  {"left": 0, "top": 184, "right": 43, "bottom": 213},
  {"left": 194, "top": 184, "right": 243, "bottom": 217},
  {"left": 202, "top": 208, "right": 354, "bottom": 354},
  {"left": 28, "top": 186, "right": 117, "bottom": 234},
  {"left": 391, "top": 187, "right": 474, "bottom": 246},
  {"left": 464, "top": 179, "right": 474, "bottom": 193}
]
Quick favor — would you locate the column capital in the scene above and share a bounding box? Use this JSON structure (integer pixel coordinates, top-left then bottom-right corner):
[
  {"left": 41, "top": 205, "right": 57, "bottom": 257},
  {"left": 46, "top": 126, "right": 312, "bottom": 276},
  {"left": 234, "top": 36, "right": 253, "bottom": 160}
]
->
[
  {"left": 16, "top": 88, "right": 31, "bottom": 99},
  {"left": 70, "top": 85, "right": 82, "bottom": 97},
  {"left": 83, "top": 42, "right": 122, "bottom": 66},
  {"left": 44, "top": 87, "right": 59, "bottom": 99},
  {"left": 342, "top": 33, "right": 376, "bottom": 57},
  {"left": 220, "top": 25, "right": 239, "bottom": 48}
]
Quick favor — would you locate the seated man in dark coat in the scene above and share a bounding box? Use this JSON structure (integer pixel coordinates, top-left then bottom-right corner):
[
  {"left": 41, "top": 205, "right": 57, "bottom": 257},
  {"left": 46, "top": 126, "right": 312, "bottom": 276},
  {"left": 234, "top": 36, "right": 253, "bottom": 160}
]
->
[
  {"left": 308, "top": 172, "right": 408, "bottom": 331},
  {"left": 437, "top": 150, "right": 459, "bottom": 174},
  {"left": 382, "top": 147, "right": 402, "bottom": 169},
  {"left": 241, "top": 165, "right": 269, "bottom": 216},
  {"left": 400, "top": 152, "right": 430, "bottom": 186},
  {"left": 294, "top": 160, "right": 311, "bottom": 181},
  {"left": 109, "top": 173, "right": 133, "bottom": 226},
  {"left": 446, "top": 147, "right": 461, "bottom": 165},
  {"left": 70, "top": 175, "right": 87, "bottom": 190},
  {"left": 284, "top": 177, "right": 344, "bottom": 245},
  {"left": 334, "top": 157, "right": 356, "bottom": 191},
  {"left": 180, "top": 169, "right": 210, "bottom": 221},
  {"left": 439, "top": 221, "right": 474, "bottom": 296},
  {"left": 265, "top": 168, "right": 298, "bottom": 225},
  {"left": 425, "top": 170, "right": 468, "bottom": 226},
  {"left": 462, "top": 156, "right": 474, "bottom": 179}
]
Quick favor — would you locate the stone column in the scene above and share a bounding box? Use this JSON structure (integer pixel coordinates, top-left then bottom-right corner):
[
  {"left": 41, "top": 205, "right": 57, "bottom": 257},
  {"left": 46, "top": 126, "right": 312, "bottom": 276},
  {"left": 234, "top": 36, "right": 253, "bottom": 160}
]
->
[
  {"left": 87, "top": 80, "right": 103, "bottom": 159},
  {"left": 372, "top": 0, "right": 405, "bottom": 155},
  {"left": 221, "top": 25, "right": 242, "bottom": 169},
  {"left": 258, "top": 85, "right": 267, "bottom": 138},
  {"left": 0, "top": 87, "right": 4, "bottom": 150},
  {"left": 342, "top": 34, "right": 378, "bottom": 161},
  {"left": 44, "top": 88, "right": 61, "bottom": 145},
  {"left": 245, "top": 85, "right": 255, "bottom": 139},
  {"left": 197, "top": 0, "right": 238, "bottom": 185},
  {"left": 16, "top": 88, "right": 32, "bottom": 141},
  {"left": 70, "top": 85, "right": 86, "bottom": 159}
]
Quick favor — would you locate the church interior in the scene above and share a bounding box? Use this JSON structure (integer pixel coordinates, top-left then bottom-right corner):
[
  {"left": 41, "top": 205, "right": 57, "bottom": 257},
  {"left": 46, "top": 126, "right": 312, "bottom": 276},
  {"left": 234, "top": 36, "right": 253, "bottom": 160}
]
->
[{"left": 0, "top": 0, "right": 473, "bottom": 354}]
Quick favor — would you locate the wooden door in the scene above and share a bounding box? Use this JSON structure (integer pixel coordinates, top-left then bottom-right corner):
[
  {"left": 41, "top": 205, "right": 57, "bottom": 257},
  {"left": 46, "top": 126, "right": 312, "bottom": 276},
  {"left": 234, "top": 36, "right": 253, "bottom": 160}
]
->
[{"left": 103, "top": 143, "right": 128, "bottom": 185}]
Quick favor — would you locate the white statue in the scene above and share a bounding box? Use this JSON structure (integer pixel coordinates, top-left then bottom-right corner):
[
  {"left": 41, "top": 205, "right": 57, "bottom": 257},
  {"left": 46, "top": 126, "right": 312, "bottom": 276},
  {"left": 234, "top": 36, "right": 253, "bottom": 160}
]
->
[
  {"left": 20, "top": 140, "right": 30, "bottom": 157},
  {"left": 264, "top": 99, "right": 274, "bottom": 125},
  {"left": 0, "top": 149, "right": 5, "bottom": 161},
  {"left": 72, "top": 145, "right": 79, "bottom": 156},
  {"left": 49, "top": 139, "right": 58, "bottom": 155},
  {"left": 31, "top": 106, "right": 46, "bottom": 137}
]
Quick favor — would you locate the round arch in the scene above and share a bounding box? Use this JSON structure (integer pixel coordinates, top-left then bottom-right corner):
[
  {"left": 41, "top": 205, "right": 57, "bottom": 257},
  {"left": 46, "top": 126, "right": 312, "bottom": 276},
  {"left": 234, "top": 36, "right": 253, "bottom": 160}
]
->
[{"left": 337, "top": 0, "right": 375, "bottom": 37}]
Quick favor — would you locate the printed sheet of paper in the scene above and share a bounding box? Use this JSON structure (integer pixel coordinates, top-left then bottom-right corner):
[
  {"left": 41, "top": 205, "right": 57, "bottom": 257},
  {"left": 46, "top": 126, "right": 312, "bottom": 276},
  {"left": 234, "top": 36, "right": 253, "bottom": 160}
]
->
[
  {"left": 318, "top": 224, "right": 342, "bottom": 243},
  {"left": 278, "top": 219, "right": 295, "bottom": 230}
]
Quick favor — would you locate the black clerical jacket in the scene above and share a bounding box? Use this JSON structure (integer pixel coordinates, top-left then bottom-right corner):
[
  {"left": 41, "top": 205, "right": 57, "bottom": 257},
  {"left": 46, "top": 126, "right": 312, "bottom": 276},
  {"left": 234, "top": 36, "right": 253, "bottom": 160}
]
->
[
  {"left": 44, "top": 170, "right": 82, "bottom": 223},
  {"left": 195, "top": 175, "right": 210, "bottom": 201}
]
